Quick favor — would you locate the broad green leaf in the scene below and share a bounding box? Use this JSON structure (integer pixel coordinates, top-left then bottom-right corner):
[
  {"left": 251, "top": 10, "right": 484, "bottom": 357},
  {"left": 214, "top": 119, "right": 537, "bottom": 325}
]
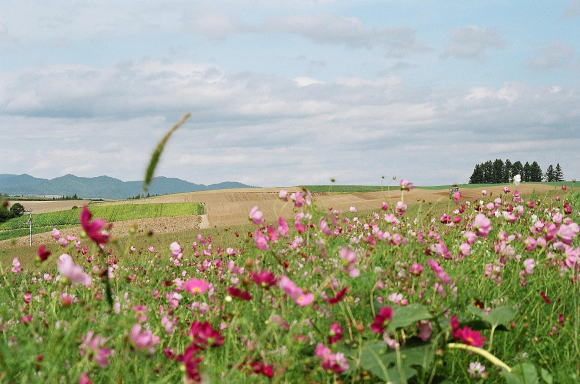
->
[
  {"left": 360, "top": 342, "right": 394, "bottom": 381},
  {"left": 539, "top": 368, "right": 553, "bottom": 384},
  {"left": 360, "top": 342, "right": 432, "bottom": 382},
  {"left": 388, "top": 304, "right": 433, "bottom": 331},
  {"left": 502, "top": 363, "right": 539, "bottom": 384},
  {"left": 487, "top": 306, "right": 517, "bottom": 327},
  {"left": 468, "top": 305, "right": 517, "bottom": 327}
]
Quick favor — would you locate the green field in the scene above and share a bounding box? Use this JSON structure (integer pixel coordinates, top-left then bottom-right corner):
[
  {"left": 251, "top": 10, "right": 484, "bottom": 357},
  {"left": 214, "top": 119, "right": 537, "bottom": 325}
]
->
[{"left": 0, "top": 202, "right": 204, "bottom": 241}]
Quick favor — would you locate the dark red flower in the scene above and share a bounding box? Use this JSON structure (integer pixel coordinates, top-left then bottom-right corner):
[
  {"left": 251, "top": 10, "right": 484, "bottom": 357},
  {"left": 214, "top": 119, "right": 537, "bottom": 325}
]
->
[
  {"left": 182, "top": 344, "right": 204, "bottom": 383},
  {"left": 188, "top": 321, "right": 224, "bottom": 348},
  {"left": 37, "top": 245, "right": 51, "bottom": 262},
  {"left": 252, "top": 270, "right": 277, "bottom": 288},
  {"left": 540, "top": 291, "right": 552, "bottom": 305},
  {"left": 227, "top": 287, "right": 252, "bottom": 301},
  {"left": 324, "top": 287, "right": 348, "bottom": 305},
  {"left": 80, "top": 206, "right": 110, "bottom": 244},
  {"left": 370, "top": 307, "right": 393, "bottom": 334}
]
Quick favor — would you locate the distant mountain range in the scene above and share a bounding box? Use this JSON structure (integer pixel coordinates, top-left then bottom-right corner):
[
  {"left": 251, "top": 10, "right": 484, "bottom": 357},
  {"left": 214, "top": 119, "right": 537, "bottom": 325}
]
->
[{"left": 0, "top": 174, "right": 254, "bottom": 199}]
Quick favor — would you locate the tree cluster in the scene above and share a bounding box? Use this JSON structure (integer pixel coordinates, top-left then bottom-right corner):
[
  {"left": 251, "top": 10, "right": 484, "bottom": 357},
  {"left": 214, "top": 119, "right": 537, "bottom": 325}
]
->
[
  {"left": 0, "top": 202, "right": 26, "bottom": 223},
  {"left": 544, "top": 164, "right": 565, "bottom": 182},
  {"left": 468, "top": 159, "right": 557, "bottom": 184}
]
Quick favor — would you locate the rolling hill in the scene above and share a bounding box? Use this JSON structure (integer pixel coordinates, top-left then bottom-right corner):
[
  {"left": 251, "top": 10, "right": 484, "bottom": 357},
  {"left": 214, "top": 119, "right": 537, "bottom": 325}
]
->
[{"left": 0, "top": 174, "right": 253, "bottom": 199}]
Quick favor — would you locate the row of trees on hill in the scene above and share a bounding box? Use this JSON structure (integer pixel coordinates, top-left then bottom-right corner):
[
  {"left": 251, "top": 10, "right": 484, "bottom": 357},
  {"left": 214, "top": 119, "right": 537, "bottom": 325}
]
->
[{"left": 469, "top": 160, "right": 564, "bottom": 184}]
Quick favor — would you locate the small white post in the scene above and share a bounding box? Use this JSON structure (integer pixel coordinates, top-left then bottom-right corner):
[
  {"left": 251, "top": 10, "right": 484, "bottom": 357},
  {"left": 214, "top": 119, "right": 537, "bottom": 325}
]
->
[{"left": 25, "top": 210, "right": 32, "bottom": 246}]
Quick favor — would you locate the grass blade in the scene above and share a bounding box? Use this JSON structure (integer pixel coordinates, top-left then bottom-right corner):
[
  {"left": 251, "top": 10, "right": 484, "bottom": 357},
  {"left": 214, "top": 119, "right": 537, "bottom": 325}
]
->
[{"left": 142, "top": 113, "right": 191, "bottom": 194}]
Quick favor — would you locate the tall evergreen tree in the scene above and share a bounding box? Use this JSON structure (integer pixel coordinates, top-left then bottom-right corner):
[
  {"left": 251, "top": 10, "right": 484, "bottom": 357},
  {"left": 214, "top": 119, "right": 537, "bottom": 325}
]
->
[
  {"left": 530, "top": 161, "right": 543, "bottom": 182},
  {"left": 492, "top": 159, "right": 504, "bottom": 183},
  {"left": 545, "top": 164, "right": 554, "bottom": 182},
  {"left": 469, "top": 163, "right": 484, "bottom": 184},
  {"left": 511, "top": 161, "right": 523, "bottom": 180},
  {"left": 503, "top": 159, "right": 512, "bottom": 183},
  {"left": 554, "top": 163, "right": 564, "bottom": 182},
  {"left": 483, "top": 161, "right": 493, "bottom": 183},
  {"left": 523, "top": 162, "right": 531, "bottom": 182}
]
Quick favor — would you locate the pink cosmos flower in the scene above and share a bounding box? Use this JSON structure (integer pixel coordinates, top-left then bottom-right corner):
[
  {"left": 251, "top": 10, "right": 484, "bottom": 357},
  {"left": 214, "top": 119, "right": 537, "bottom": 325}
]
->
[
  {"left": 279, "top": 276, "right": 314, "bottom": 306},
  {"left": 417, "top": 320, "right": 432, "bottom": 341},
  {"left": 409, "top": 263, "right": 423, "bottom": 276},
  {"left": 277, "top": 217, "right": 289, "bottom": 237},
  {"left": 130, "top": 324, "right": 160, "bottom": 353},
  {"left": 249, "top": 206, "right": 264, "bottom": 226},
  {"left": 169, "top": 242, "right": 183, "bottom": 257},
  {"left": 79, "top": 331, "right": 113, "bottom": 367},
  {"left": 184, "top": 279, "right": 210, "bottom": 295},
  {"left": 11, "top": 257, "right": 21, "bottom": 274},
  {"left": 395, "top": 201, "right": 408, "bottom": 216},
  {"left": 315, "top": 343, "right": 349, "bottom": 373},
  {"left": 80, "top": 206, "right": 110, "bottom": 244},
  {"left": 79, "top": 372, "right": 92, "bottom": 384},
  {"left": 473, "top": 214, "right": 492, "bottom": 237},
  {"left": 253, "top": 229, "right": 270, "bottom": 250},
  {"left": 400, "top": 179, "right": 414, "bottom": 191},
  {"left": 57, "top": 254, "right": 92, "bottom": 287},
  {"left": 278, "top": 189, "right": 288, "bottom": 201},
  {"left": 459, "top": 242, "right": 471, "bottom": 257}
]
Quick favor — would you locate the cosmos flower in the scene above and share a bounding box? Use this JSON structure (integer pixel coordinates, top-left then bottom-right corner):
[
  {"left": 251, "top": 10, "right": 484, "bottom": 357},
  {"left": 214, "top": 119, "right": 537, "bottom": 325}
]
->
[{"left": 80, "top": 206, "right": 110, "bottom": 244}]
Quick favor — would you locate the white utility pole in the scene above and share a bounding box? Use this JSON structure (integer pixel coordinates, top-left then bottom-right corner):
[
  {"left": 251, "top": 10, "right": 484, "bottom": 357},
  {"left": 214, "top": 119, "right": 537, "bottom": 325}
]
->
[{"left": 24, "top": 210, "right": 32, "bottom": 246}]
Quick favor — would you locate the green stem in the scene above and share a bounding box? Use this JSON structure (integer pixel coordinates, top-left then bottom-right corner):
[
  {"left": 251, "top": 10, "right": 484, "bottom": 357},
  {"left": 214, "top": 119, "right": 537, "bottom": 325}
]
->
[{"left": 447, "top": 343, "right": 512, "bottom": 372}]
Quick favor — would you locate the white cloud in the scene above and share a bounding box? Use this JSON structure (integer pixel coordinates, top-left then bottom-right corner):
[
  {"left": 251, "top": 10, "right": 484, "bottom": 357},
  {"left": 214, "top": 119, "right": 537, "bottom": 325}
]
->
[
  {"left": 563, "top": 0, "right": 580, "bottom": 18},
  {"left": 526, "top": 41, "right": 576, "bottom": 69},
  {"left": 1, "top": 61, "right": 579, "bottom": 185},
  {"left": 442, "top": 25, "right": 505, "bottom": 60}
]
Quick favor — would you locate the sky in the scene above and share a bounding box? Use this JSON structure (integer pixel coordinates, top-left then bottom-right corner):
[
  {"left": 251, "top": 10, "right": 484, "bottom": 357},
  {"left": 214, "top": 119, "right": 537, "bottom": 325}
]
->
[{"left": 1, "top": 0, "right": 579, "bottom": 186}]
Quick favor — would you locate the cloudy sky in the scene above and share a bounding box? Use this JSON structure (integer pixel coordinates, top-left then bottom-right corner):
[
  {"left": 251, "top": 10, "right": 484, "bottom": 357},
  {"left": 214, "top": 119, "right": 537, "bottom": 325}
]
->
[{"left": 1, "top": 0, "right": 579, "bottom": 186}]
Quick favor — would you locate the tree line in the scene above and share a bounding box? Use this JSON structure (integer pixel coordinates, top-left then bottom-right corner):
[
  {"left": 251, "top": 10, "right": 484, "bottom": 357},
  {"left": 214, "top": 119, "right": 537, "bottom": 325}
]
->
[{"left": 469, "top": 160, "right": 564, "bottom": 184}]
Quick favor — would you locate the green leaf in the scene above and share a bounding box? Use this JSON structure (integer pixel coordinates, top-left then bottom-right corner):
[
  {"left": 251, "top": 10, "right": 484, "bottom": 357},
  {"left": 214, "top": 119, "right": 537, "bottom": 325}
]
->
[
  {"left": 468, "top": 305, "right": 517, "bottom": 327},
  {"left": 360, "top": 342, "right": 394, "bottom": 381},
  {"left": 388, "top": 304, "right": 433, "bottom": 331},
  {"left": 487, "top": 306, "right": 517, "bottom": 327},
  {"left": 539, "top": 368, "right": 553, "bottom": 384},
  {"left": 360, "top": 342, "right": 432, "bottom": 382},
  {"left": 502, "top": 363, "right": 539, "bottom": 384}
]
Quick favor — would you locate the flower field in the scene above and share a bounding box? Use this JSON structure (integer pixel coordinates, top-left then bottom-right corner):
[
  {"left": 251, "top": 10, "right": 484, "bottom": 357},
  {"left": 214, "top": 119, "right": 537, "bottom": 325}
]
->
[{"left": 0, "top": 185, "right": 578, "bottom": 383}]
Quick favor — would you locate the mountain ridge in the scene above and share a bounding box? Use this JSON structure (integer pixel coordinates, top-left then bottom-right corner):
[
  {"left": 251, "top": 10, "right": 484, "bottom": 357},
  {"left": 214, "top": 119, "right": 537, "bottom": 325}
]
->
[{"left": 0, "top": 174, "right": 255, "bottom": 199}]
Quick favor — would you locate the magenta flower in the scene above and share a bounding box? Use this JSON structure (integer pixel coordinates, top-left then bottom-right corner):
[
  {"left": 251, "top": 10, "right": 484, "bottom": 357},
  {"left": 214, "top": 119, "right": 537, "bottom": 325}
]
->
[
  {"left": 328, "top": 322, "right": 343, "bottom": 344},
  {"left": 80, "top": 206, "right": 110, "bottom": 244},
  {"left": 57, "top": 254, "right": 92, "bottom": 287},
  {"left": 130, "top": 324, "right": 160, "bottom": 353},
  {"left": 370, "top": 307, "right": 393, "bottom": 334},
  {"left": 184, "top": 278, "right": 210, "bottom": 295},
  {"left": 251, "top": 270, "right": 277, "bottom": 289},
  {"left": 450, "top": 316, "right": 486, "bottom": 347},
  {"left": 188, "top": 321, "right": 224, "bottom": 348},
  {"left": 473, "top": 214, "right": 492, "bottom": 237},
  {"left": 227, "top": 286, "right": 252, "bottom": 301}
]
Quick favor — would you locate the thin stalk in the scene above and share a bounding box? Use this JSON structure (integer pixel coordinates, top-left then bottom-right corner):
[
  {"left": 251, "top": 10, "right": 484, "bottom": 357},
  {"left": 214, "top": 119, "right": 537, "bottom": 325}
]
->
[{"left": 447, "top": 343, "right": 512, "bottom": 372}]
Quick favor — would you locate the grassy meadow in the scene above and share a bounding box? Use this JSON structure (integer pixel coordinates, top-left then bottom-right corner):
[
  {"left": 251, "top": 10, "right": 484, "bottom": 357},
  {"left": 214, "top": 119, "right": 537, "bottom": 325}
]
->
[
  {"left": 0, "top": 186, "right": 578, "bottom": 383},
  {"left": 0, "top": 202, "right": 204, "bottom": 241}
]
